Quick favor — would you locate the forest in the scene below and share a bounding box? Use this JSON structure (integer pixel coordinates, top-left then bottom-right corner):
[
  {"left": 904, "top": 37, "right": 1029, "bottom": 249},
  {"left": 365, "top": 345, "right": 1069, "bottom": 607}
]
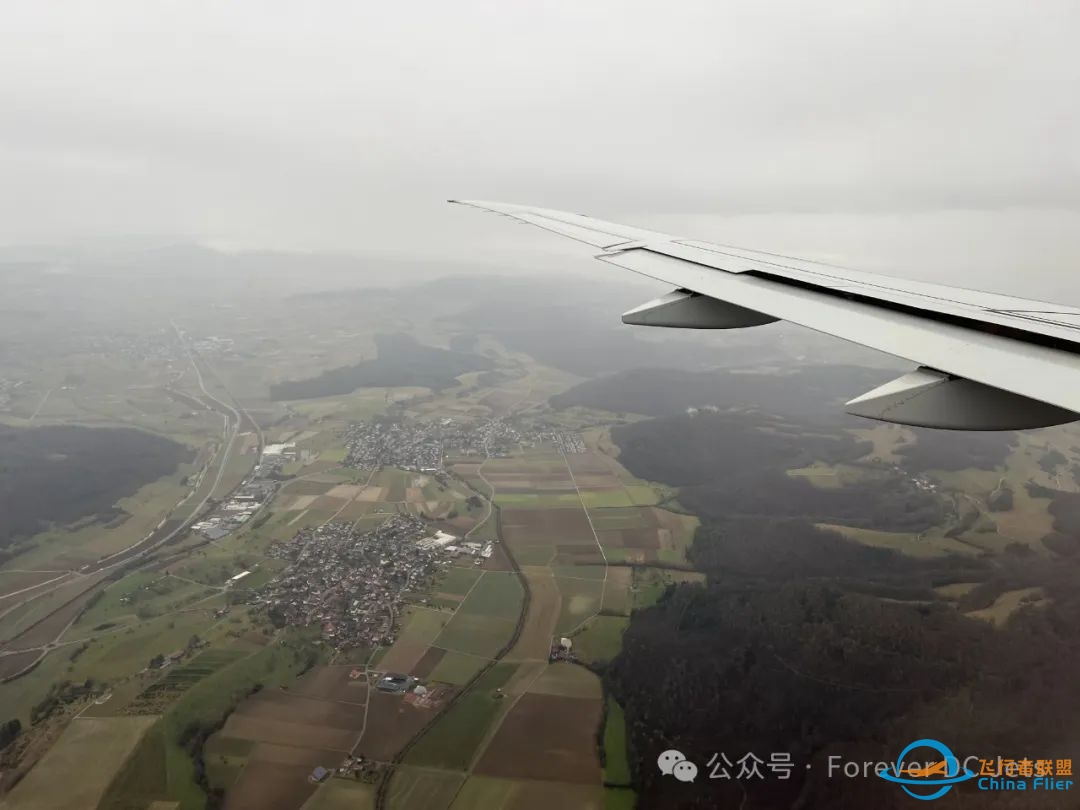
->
[
  {"left": 896, "top": 427, "right": 1016, "bottom": 472},
  {"left": 552, "top": 365, "right": 892, "bottom": 422},
  {"left": 603, "top": 410, "right": 1080, "bottom": 808},
  {"left": 268, "top": 333, "right": 493, "bottom": 399},
  {"left": 0, "top": 424, "right": 191, "bottom": 548},
  {"left": 607, "top": 559, "right": 1080, "bottom": 809},
  {"left": 613, "top": 411, "right": 944, "bottom": 531}
]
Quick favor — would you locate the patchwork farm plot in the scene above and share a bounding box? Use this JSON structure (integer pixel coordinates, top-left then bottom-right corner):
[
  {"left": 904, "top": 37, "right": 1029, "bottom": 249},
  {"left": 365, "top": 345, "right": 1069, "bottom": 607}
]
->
[
  {"left": 124, "top": 649, "right": 248, "bottom": 714},
  {"left": 0, "top": 388, "right": 670, "bottom": 810},
  {"left": 448, "top": 777, "right": 604, "bottom": 810},
  {"left": 0, "top": 716, "right": 158, "bottom": 810},
  {"left": 473, "top": 692, "right": 604, "bottom": 784},
  {"left": 381, "top": 430, "right": 676, "bottom": 810},
  {"left": 207, "top": 659, "right": 452, "bottom": 809},
  {"left": 431, "top": 573, "right": 523, "bottom": 659},
  {"left": 1, "top": 572, "right": 108, "bottom": 651}
]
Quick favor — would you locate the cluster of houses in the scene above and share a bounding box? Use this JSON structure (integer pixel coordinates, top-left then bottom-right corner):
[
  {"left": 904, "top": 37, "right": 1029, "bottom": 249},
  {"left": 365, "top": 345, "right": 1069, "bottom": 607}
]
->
[
  {"left": 342, "top": 417, "right": 588, "bottom": 479},
  {"left": 342, "top": 417, "right": 529, "bottom": 472},
  {"left": 542, "top": 430, "right": 587, "bottom": 454},
  {"left": 258, "top": 516, "right": 454, "bottom": 649}
]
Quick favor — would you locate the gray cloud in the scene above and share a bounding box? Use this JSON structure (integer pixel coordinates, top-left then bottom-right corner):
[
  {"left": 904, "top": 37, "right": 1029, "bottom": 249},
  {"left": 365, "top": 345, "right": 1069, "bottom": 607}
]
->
[{"left": 2, "top": 0, "right": 1080, "bottom": 299}]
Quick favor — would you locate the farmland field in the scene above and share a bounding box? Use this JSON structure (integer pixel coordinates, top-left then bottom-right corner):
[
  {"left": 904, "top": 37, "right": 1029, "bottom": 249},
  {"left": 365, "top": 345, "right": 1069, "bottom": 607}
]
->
[
  {"left": 455, "top": 573, "right": 523, "bottom": 618},
  {"left": 554, "top": 577, "right": 603, "bottom": 635},
  {"left": 527, "top": 662, "right": 602, "bottom": 699},
  {"left": 602, "top": 697, "right": 631, "bottom": 786},
  {"left": 501, "top": 509, "right": 595, "bottom": 547},
  {"left": 0, "top": 716, "right": 157, "bottom": 810},
  {"left": 448, "top": 777, "right": 603, "bottom": 810},
  {"left": 406, "top": 663, "right": 517, "bottom": 770},
  {"left": 0, "top": 323, "right": 683, "bottom": 810},
  {"left": 428, "top": 651, "right": 486, "bottom": 685},
  {"left": 0, "top": 571, "right": 68, "bottom": 600},
  {"left": 474, "top": 693, "right": 603, "bottom": 784},
  {"left": 386, "top": 766, "right": 464, "bottom": 810},
  {"left": 506, "top": 571, "right": 559, "bottom": 661},
  {"left": 570, "top": 616, "right": 629, "bottom": 665},
  {"left": 434, "top": 613, "right": 517, "bottom": 658},
  {"left": 304, "top": 779, "right": 376, "bottom": 810},
  {"left": 435, "top": 566, "right": 483, "bottom": 596}
]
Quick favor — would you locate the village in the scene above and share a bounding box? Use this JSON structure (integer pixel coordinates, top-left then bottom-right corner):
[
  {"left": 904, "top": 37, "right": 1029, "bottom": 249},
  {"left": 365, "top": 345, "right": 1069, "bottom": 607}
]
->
[
  {"left": 342, "top": 417, "right": 585, "bottom": 472},
  {"left": 257, "top": 516, "right": 482, "bottom": 649}
]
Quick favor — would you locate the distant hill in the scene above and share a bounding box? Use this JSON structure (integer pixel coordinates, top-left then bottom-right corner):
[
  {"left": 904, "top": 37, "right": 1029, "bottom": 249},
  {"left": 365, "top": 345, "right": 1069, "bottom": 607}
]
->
[
  {"left": 897, "top": 427, "right": 1015, "bottom": 472},
  {"left": 551, "top": 365, "right": 893, "bottom": 422},
  {"left": 268, "top": 333, "right": 494, "bottom": 400},
  {"left": 612, "top": 410, "right": 943, "bottom": 531},
  {"left": 0, "top": 424, "right": 191, "bottom": 550}
]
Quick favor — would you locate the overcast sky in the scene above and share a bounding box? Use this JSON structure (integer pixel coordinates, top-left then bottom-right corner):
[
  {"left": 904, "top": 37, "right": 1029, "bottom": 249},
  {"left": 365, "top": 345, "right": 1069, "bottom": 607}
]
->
[{"left": 3, "top": 1, "right": 1080, "bottom": 298}]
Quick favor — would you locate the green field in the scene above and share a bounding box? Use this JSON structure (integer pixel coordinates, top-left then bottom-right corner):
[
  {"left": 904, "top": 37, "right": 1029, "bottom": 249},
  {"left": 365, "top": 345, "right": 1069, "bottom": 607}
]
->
[
  {"left": 623, "top": 484, "right": 661, "bottom": 506},
  {"left": 786, "top": 462, "right": 848, "bottom": 489},
  {"left": 456, "top": 573, "right": 523, "bottom": 619},
  {"left": 70, "top": 572, "right": 216, "bottom": 632},
  {"left": 429, "top": 570, "right": 523, "bottom": 657},
  {"left": 401, "top": 607, "right": 453, "bottom": 644},
  {"left": 511, "top": 546, "right": 555, "bottom": 566},
  {"left": 406, "top": 663, "right": 517, "bottom": 770},
  {"left": 304, "top": 779, "right": 376, "bottom": 810},
  {"left": 528, "top": 662, "right": 602, "bottom": 699},
  {"left": 578, "top": 490, "right": 634, "bottom": 508},
  {"left": 386, "top": 765, "right": 465, "bottom": 810},
  {"left": 62, "top": 610, "right": 219, "bottom": 689},
  {"left": 319, "top": 446, "right": 349, "bottom": 463},
  {"left": 435, "top": 613, "right": 517, "bottom": 658},
  {"left": 98, "top": 632, "right": 322, "bottom": 810},
  {"left": 493, "top": 492, "right": 581, "bottom": 507},
  {"left": 588, "top": 508, "right": 651, "bottom": 531},
  {"left": 447, "top": 777, "right": 516, "bottom": 809},
  {"left": 2, "top": 716, "right": 158, "bottom": 810},
  {"left": 605, "top": 787, "right": 637, "bottom": 810},
  {"left": 428, "top": 651, "right": 487, "bottom": 685},
  {"left": 0, "top": 588, "right": 73, "bottom": 646},
  {"left": 122, "top": 649, "right": 249, "bottom": 713},
  {"left": 632, "top": 567, "right": 705, "bottom": 610},
  {"left": 572, "top": 616, "right": 629, "bottom": 665},
  {"left": 435, "top": 566, "right": 483, "bottom": 596},
  {"left": 966, "top": 587, "right": 1046, "bottom": 626},
  {"left": 602, "top": 697, "right": 632, "bottom": 786},
  {"left": 554, "top": 577, "right": 604, "bottom": 634},
  {"left": 601, "top": 573, "right": 633, "bottom": 615},
  {"left": 551, "top": 565, "right": 606, "bottom": 580},
  {"left": 95, "top": 720, "right": 175, "bottom": 810},
  {"left": 447, "top": 776, "right": 605, "bottom": 810},
  {"left": 819, "top": 523, "right": 978, "bottom": 558}
]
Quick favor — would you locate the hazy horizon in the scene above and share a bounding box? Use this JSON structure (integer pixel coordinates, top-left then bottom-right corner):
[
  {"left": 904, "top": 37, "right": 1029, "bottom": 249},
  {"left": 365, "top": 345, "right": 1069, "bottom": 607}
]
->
[{"left": 4, "top": 1, "right": 1080, "bottom": 302}]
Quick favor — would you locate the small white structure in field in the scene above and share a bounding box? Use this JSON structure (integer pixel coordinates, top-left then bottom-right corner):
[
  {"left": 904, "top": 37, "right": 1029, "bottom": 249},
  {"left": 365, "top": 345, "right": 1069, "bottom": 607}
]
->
[{"left": 226, "top": 570, "right": 251, "bottom": 587}]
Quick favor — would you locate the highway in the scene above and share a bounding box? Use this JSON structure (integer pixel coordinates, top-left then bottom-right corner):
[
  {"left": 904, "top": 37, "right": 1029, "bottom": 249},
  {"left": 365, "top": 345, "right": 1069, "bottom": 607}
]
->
[{"left": 0, "top": 325, "right": 263, "bottom": 680}]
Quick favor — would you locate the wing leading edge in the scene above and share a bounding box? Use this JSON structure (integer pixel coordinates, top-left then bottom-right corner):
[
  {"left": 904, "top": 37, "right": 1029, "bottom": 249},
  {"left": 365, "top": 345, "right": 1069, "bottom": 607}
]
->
[{"left": 450, "top": 199, "right": 1080, "bottom": 430}]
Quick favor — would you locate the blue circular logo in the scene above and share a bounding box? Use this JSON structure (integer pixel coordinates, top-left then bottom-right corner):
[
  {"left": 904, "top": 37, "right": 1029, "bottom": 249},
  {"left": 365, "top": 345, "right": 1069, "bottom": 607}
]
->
[{"left": 877, "top": 739, "right": 977, "bottom": 801}]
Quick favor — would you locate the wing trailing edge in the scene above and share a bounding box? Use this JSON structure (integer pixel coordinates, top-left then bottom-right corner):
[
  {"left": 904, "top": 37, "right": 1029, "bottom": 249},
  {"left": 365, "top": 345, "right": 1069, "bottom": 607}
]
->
[{"left": 451, "top": 200, "right": 1080, "bottom": 430}]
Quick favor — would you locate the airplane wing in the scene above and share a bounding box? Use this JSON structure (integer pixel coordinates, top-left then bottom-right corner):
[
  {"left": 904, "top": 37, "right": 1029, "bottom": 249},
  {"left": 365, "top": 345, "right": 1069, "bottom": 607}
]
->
[{"left": 450, "top": 199, "right": 1080, "bottom": 430}]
